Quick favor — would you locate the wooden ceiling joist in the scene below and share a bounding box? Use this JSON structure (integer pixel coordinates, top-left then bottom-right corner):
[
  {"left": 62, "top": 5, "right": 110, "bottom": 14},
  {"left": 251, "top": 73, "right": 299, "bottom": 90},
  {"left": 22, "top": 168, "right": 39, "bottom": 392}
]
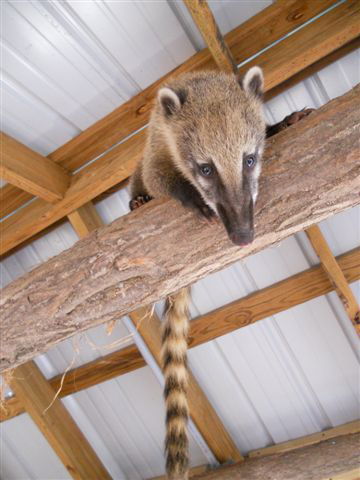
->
[
  {"left": 183, "top": 0, "right": 237, "bottom": 73},
  {"left": 248, "top": 419, "right": 360, "bottom": 458},
  {"left": 0, "top": 133, "right": 70, "bottom": 203},
  {"left": 1, "top": 86, "right": 359, "bottom": 372},
  {"left": 305, "top": 225, "right": 360, "bottom": 335},
  {"left": 1, "top": 0, "right": 358, "bottom": 224},
  {"left": 9, "top": 361, "right": 111, "bottom": 480},
  {"left": 67, "top": 202, "right": 104, "bottom": 239},
  {"left": 2, "top": 246, "right": 359, "bottom": 423}
]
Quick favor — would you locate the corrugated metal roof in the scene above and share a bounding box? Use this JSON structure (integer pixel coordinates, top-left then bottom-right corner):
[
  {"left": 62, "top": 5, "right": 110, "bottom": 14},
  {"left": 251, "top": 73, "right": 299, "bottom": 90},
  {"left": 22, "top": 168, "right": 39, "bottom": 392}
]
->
[{"left": 0, "top": 1, "right": 359, "bottom": 478}]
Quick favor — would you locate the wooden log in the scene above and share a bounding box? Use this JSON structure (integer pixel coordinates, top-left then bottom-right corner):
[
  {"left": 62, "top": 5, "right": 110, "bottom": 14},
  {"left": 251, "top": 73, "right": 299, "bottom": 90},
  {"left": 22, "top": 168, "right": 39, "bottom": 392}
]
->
[
  {"left": 0, "top": 0, "right": 352, "bottom": 219},
  {"left": 9, "top": 362, "right": 111, "bottom": 480},
  {"left": 194, "top": 433, "right": 360, "bottom": 479},
  {"left": 68, "top": 203, "right": 240, "bottom": 463},
  {"left": 0, "top": 133, "right": 70, "bottom": 202},
  {"left": 1, "top": 86, "right": 359, "bottom": 372},
  {"left": 1, "top": 247, "right": 359, "bottom": 422},
  {"left": 150, "top": 420, "right": 360, "bottom": 479}
]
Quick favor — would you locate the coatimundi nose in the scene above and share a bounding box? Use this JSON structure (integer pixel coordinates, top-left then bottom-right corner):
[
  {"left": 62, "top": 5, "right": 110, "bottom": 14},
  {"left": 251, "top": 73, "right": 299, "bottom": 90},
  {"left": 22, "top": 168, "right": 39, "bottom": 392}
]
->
[{"left": 229, "top": 229, "right": 254, "bottom": 246}]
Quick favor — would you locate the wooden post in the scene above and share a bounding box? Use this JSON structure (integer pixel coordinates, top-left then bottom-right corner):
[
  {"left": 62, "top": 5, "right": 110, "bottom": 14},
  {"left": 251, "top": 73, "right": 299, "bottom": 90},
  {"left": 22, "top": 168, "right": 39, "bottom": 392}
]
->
[{"left": 10, "top": 362, "right": 111, "bottom": 480}]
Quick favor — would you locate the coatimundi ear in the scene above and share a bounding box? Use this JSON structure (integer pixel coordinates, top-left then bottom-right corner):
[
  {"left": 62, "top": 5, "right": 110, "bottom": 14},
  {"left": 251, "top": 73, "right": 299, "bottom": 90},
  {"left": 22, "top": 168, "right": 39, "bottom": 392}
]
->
[
  {"left": 240, "top": 66, "right": 264, "bottom": 99},
  {"left": 158, "top": 87, "right": 186, "bottom": 117}
]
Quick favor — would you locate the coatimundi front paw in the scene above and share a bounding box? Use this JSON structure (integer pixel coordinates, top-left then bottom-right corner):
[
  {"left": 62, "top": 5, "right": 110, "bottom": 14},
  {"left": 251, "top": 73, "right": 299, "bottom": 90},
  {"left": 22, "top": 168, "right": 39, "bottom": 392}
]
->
[
  {"left": 283, "top": 108, "right": 315, "bottom": 127},
  {"left": 266, "top": 108, "right": 315, "bottom": 137},
  {"left": 129, "top": 195, "right": 153, "bottom": 211}
]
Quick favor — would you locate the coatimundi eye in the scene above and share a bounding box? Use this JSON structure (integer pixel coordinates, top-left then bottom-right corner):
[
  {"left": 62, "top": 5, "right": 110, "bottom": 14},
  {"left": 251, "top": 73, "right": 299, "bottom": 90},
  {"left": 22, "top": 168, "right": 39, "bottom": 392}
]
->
[
  {"left": 244, "top": 154, "right": 256, "bottom": 168},
  {"left": 199, "top": 164, "right": 213, "bottom": 176}
]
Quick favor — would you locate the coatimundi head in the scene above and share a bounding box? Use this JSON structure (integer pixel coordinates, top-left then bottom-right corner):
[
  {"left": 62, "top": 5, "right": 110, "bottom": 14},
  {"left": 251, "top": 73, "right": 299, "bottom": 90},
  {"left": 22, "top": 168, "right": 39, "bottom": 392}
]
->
[{"left": 156, "top": 68, "right": 266, "bottom": 246}]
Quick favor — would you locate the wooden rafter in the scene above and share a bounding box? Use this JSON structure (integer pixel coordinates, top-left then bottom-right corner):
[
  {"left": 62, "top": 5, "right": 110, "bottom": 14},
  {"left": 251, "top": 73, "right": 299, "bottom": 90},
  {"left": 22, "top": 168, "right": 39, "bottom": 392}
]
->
[
  {"left": 9, "top": 361, "right": 111, "bottom": 480},
  {"left": 67, "top": 202, "right": 241, "bottom": 463},
  {"left": 1, "top": 246, "right": 359, "bottom": 423},
  {"left": 67, "top": 202, "right": 104, "bottom": 239},
  {"left": 1, "top": 86, "right": 359, "bottom": 372},
  {"left": 248, "top": 419, "right": 360, "bottom": 458},
  {"left": 305, "top": 225, "right": 360, "bottom": 335},
  {"left": 183, "top": 0, "right": 237, "bottom": 73},
  {"left": 0, "top": 133, "right": 70, "bottom": 202},
  {"left": 1, "top": 0, "right": 358, "bottom": 223},
  {"left": 1, "top": 180, "right": 112, "bottom": 479},
  {"left": 0, "top": 135, "right": 110, "bottom": 478}
]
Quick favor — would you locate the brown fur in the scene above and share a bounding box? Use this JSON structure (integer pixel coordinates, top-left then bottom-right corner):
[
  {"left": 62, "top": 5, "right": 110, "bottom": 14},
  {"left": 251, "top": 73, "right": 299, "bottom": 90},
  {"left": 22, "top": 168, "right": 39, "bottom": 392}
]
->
[{"left": 130, "top": 68, "right": 266, "bottom": 479}]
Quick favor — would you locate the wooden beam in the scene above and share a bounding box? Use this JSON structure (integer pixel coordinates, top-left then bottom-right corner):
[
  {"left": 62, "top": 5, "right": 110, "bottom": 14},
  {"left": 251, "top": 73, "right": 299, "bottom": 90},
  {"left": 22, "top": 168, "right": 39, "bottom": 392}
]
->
[
  {"left": 2, "top": 0, "right": 360, "bottom": 255},
  {"left": 0, "top": 344, "right": 145, "bottom": 422},
  {"left": 0, "top": 133, "right": 70, "bottom": 202},
  {"left": 265, "top": 36, "right": 360, "bottom": 101},
  {"left": 188, "top": 246, "right": 360, "bottom": 349},
  {"left": 9, "top": 361, "right": 111, "bottom": 480},
  {"left": 246, "top": 0, "right": 360, "bottom": 93},
  {"left": 130, "top": 310, "right": 242, "bottom": 463},
  {"left": 67, "top": 202, "right": 103, "bottom": 239},
  {"left": 1, "top": 86, "right": 359, "bottom": 371},
  {"left": 183, "top": 0, "right": 237, "bottom": 73},
  {"left": 1, "top": 247, "right": 358, "bottom": 423},
  {"left": 0, "top": 0, "right": 351, "bottom": 220},
  {"left": 194, "top": 433, "right": 360, "bottom": 479},
  {"left": 0, "top": 183, "right": 33, "bottom": 219},
  {"left": 0, "top": 129, "right": 146, "bottom": 254},
  {"left": 8, "top": 206, "right": 110, "bottom": 478},
  {"left": 305, "top": 225, "right": 360, "bottom": 335},
  {"left": 249, "top": 420, "right": 360, "bottom": 458}
]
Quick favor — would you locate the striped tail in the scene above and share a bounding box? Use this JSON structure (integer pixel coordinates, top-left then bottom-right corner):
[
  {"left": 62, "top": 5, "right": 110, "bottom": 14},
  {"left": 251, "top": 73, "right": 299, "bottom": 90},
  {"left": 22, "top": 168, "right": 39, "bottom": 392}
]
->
[{"left": 162, "top": 287, "right": 191, "bottom": 480}]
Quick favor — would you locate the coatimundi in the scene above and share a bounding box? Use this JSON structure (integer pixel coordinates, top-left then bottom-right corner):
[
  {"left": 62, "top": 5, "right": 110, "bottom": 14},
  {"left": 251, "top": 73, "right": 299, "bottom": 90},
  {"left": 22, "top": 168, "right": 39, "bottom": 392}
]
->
[{"left": 129, "top": 67, "right": 312, "bottom": 479}]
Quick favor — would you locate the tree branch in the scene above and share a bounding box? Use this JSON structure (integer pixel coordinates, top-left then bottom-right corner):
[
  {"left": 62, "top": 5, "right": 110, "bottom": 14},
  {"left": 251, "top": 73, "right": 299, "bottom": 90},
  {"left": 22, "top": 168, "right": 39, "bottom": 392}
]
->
[{"left": 1, "top": 85, "right": 359, "bottom": 372}]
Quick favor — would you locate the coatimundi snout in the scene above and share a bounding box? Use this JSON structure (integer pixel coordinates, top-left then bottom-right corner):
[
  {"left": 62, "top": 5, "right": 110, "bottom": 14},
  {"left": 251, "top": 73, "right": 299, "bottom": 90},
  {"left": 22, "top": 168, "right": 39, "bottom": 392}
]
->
[
  {"left": 130, "top": 67, "right": 266, "bottom": 246},
  {"left": 129, "top": 68, "right": 312, "bottom": 480}
]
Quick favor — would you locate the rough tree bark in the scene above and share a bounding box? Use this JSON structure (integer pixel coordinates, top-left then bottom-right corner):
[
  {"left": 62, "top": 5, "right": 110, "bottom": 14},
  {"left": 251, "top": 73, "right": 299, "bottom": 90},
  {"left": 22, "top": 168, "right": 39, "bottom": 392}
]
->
[
  {"left": 194, "top": 433, "right": 360, "bottom": 479},
  {"left": 1, "top": 85, "right": 359, "bottom": 372}
]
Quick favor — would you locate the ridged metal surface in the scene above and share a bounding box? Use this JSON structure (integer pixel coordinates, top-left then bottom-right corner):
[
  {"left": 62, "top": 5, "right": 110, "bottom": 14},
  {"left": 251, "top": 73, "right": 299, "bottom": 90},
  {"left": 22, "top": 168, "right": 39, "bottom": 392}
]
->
[{"left": 1, "top": 1, "right": 359, "bottom": 478}]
